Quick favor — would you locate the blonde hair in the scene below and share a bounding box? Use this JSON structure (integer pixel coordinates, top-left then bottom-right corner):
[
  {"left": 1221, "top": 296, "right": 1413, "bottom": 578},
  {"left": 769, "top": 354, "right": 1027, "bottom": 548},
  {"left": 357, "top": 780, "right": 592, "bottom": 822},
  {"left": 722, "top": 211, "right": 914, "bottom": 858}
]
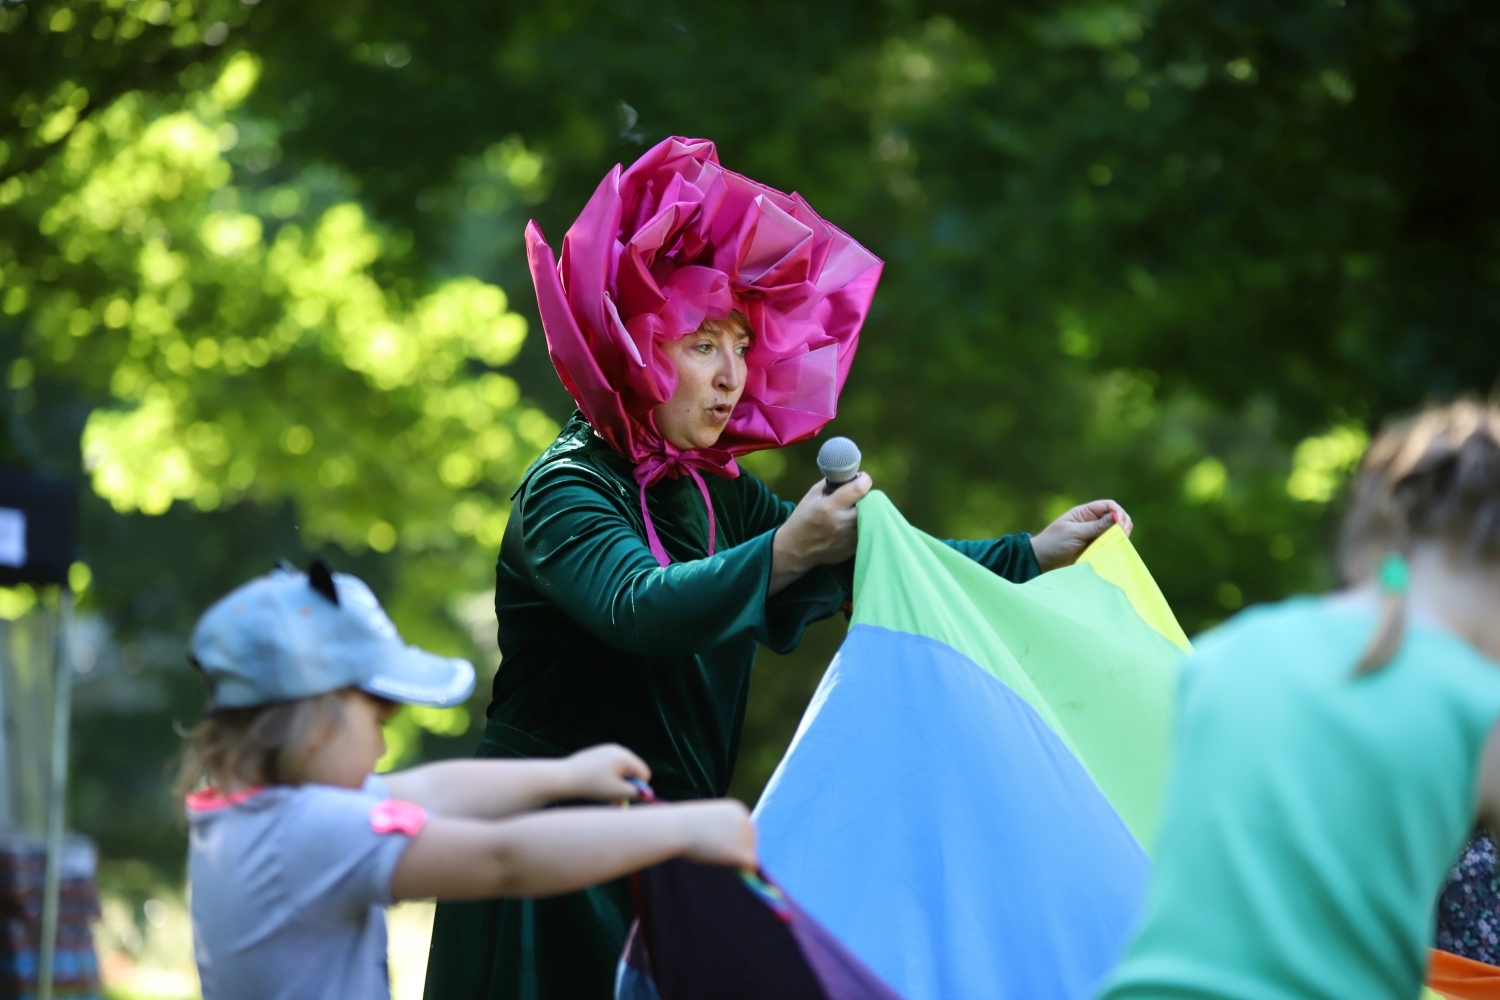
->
[
  {"left": 1341, "top": 399, "right": 1500, "bottom": 673},
  {"left": 174, "top": 691, "right": 346, "bottom": 800}
]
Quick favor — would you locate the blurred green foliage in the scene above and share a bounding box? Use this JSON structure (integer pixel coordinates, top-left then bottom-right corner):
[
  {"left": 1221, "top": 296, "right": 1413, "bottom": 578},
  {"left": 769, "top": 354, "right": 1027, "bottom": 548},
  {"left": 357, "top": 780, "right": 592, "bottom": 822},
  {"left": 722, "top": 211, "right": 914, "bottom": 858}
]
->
[{"left": 3, "top": 0, "right": 1499, "bottom": 869}]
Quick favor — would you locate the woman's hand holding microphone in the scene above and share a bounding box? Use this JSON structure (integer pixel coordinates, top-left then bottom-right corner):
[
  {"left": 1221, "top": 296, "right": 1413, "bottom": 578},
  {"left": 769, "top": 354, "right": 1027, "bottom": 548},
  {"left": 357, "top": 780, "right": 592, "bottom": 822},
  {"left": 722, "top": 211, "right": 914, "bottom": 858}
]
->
[{"left": 769, "top": 473, "right": 872, "bottom": 596}]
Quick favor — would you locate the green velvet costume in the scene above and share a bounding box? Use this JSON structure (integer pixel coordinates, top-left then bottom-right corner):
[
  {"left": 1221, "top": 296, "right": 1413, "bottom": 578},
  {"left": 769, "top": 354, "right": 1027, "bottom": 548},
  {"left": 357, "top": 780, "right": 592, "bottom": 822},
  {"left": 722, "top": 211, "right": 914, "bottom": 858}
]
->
[{"left": 423, "top": 415, "right": 1041, "bottom": 1000}]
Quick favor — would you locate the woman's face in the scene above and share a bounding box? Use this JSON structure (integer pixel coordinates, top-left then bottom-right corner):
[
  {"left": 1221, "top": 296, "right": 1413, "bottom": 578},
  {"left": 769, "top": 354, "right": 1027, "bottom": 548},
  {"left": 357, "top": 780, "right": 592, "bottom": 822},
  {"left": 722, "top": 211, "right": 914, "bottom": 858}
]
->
[{"left": 654, "top": 320, "right": 750, "bottom": 451}]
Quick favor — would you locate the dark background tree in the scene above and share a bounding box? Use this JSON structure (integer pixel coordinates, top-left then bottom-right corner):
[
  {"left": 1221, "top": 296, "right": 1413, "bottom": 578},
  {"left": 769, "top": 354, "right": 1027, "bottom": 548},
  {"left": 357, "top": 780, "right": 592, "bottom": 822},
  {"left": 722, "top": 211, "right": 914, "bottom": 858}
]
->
[{"left": 2, "top": 0, "right": 1498, "bottom": 900}]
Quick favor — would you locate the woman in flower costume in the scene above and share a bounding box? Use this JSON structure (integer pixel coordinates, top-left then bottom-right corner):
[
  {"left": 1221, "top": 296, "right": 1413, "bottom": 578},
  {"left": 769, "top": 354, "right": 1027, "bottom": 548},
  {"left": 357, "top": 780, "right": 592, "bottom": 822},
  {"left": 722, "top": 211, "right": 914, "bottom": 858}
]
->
[{"left": 424, "top": 137, "right": 1131, "bottom": 1000}]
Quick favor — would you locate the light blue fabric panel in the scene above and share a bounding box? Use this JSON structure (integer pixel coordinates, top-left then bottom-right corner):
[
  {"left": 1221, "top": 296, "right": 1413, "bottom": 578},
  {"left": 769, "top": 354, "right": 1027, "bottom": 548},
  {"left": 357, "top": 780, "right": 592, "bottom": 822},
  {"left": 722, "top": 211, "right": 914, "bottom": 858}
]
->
[
  {"left": 614, "top": 963, "right": 664, "bottom": 1000},
  {"left": 755, "top": 624, "right": 1151, "bottom": 1000}
]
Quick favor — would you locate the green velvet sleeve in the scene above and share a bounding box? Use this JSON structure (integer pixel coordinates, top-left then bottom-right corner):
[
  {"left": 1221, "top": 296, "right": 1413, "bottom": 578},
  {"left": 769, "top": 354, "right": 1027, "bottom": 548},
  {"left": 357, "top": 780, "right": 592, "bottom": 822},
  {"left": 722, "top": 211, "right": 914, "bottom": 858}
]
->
[
  {"left": 514, "top": 459, "right": 1036, "bottom": 661},
  {"left": 515, "top": 464, "right": 785, "bottom": 658},
  {"left": 943, "top": 534, "right": 1041, "bottom": 583},
  {"left": 733, "top": 473, "right": 850, "bottom": 653}
]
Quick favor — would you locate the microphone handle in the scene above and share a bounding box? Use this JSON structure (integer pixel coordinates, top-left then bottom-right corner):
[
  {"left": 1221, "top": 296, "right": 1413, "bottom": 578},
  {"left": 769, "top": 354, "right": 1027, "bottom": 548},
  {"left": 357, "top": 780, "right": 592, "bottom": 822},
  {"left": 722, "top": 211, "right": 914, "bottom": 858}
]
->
[{"left": 823, "top": 473, "right": 855, "bottom": 495}]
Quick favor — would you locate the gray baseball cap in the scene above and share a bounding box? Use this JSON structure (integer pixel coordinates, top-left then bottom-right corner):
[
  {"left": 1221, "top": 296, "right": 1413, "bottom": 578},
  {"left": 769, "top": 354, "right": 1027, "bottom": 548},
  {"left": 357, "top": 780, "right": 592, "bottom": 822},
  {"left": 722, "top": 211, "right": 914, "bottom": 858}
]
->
[{"left": 190, "top": 561, "right": 475, "bottom": 712}]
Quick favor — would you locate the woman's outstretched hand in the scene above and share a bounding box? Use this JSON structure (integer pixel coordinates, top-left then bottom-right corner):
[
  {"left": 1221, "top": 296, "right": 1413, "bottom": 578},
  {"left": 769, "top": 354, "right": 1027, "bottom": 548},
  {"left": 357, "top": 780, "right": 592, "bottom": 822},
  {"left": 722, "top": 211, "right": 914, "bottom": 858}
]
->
[
  {"left": 769, "top": 473, "right": 873, "bottom": 596},
  {"left": 1030, "top": 500, "right": 1133, "bottom": 572}
]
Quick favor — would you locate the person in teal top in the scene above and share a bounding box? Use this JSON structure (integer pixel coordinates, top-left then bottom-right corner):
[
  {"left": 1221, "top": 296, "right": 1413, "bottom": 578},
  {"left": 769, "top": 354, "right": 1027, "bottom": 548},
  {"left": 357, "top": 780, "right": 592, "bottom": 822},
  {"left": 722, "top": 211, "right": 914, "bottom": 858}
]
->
[{"left": 1099, "top": 399, "right": 1500, "bottom": 1000}]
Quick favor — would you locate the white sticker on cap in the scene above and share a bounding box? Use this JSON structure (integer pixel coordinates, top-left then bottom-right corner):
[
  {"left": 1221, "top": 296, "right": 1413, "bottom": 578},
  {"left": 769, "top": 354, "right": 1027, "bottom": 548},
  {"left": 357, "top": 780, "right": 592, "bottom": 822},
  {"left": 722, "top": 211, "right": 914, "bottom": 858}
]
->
[{"left": 0, "top": 509, "right": 26, "bottom": 569}]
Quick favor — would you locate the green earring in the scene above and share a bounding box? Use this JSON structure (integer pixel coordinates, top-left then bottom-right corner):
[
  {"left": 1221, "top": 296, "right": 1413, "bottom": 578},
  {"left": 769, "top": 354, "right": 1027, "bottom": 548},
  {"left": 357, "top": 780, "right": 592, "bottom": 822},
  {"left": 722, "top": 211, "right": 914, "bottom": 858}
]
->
[{"left": 1377, "top": 552, "right": 1410, "bottom": 595}]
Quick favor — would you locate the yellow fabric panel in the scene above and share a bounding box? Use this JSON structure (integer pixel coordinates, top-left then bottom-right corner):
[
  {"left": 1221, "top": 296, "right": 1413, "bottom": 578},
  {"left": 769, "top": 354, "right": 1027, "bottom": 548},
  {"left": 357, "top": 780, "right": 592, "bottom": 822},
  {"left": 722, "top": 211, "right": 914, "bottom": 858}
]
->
[{"left": 1077, "top": 525, "right": 1193, "bottom": 653}]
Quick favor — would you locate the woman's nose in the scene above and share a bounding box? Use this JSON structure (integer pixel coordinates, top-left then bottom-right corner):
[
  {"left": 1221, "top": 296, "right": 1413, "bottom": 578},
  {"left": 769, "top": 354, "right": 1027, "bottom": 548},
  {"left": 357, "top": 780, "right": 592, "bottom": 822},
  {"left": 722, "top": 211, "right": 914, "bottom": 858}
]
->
[{"left": 715, "top": 353, "right": 743, "bottom": 392}]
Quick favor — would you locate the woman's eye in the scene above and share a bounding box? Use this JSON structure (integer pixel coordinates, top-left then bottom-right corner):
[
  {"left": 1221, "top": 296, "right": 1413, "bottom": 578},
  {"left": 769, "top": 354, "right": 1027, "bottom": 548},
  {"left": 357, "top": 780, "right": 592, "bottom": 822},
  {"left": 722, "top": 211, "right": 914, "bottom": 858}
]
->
[{"left": 695, "top": 342, "right": 713, "bottom": 353}]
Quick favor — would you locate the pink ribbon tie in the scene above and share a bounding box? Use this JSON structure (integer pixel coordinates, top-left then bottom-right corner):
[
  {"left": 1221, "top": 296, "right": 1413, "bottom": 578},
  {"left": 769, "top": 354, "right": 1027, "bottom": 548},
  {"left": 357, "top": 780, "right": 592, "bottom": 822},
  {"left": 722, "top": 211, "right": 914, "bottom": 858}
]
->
[{"left": 637, "top": 464, "right": 716, "bottom": 568}]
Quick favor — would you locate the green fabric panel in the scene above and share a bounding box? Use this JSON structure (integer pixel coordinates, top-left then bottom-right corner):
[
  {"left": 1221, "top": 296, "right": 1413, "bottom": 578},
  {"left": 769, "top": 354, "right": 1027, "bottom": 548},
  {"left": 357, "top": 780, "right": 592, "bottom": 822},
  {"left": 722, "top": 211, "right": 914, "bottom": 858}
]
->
[
  {"left": 1079, "top": 523, "right": 1193, "bottom": 652},
  {"left": 851, "top": 490, "right": 1185, "bottom": 851}
]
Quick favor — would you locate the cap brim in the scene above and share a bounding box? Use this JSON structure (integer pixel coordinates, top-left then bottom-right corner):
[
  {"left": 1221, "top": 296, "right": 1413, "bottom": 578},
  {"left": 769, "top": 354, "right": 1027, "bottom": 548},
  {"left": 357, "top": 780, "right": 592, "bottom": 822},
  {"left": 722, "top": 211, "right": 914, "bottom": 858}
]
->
[{"left": 360, "top": 647, "right": 476, "bottom": 708}]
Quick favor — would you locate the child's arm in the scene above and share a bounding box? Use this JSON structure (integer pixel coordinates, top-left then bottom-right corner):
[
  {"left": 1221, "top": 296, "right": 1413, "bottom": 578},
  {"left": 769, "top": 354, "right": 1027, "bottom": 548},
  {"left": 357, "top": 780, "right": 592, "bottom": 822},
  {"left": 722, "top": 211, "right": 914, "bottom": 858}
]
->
[
  {"left": 389, "top": 799, "right": 756, "bottom": 901},
  {"left": 383, "top": 744, "right": 648, "bottom": 819}
]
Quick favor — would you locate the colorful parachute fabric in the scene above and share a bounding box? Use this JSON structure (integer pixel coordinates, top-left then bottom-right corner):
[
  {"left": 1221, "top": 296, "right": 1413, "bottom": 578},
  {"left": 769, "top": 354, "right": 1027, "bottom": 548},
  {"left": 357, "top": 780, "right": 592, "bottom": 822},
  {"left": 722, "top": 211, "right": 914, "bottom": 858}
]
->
[
  {"left": 615, "top": 859, "right": 903, "bottom": 1000},
  {"left": 752, "top": 490, "right": 1189, "bottom": 1000},
  {"left": 1426, "top": 948, "right": 1500, "bottom": 1000}
]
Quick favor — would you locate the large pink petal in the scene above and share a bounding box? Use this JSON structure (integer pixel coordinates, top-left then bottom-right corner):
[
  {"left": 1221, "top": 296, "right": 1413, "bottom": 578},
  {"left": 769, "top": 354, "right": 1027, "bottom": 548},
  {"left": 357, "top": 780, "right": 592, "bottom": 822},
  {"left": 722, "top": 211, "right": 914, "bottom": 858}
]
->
[
  {"left": 738, "top": 195, "right": 814, "bottom": 285},
  {"left": 527, "top": 221, "right": 636, "bottom": 459},
  {"left": 758, "top": 343, "right": 838, "bottom": 417},
  {"left": 627, "top": 199, "right": 690, "bottom": 265},
  {"left": 602, "top": 293, "right": 643, "bottom": 371},
  {"left": 658, "top": 266, "right": 733, "bottom": 340},
  {"left": 616, "top": 244, "right": 668, "bottom": 318},
  {"left": 560, "top": 166, "right": 623, "bottom": 347}
]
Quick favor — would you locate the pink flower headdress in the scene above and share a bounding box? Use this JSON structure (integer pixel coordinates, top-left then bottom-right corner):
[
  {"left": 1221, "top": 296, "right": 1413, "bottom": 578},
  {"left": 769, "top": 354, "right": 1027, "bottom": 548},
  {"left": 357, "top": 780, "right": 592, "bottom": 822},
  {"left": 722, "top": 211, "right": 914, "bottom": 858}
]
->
[{"left": 526, "top": 137, "right": 883, "bottom": 566}]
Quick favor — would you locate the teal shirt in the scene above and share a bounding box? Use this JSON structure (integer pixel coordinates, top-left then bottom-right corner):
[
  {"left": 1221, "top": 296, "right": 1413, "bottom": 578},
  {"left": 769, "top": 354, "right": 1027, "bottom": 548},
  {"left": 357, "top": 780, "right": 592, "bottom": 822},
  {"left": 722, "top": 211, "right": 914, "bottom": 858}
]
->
[{"left": 1100, "top": 597, "right": 1500, "bottom": 1000}]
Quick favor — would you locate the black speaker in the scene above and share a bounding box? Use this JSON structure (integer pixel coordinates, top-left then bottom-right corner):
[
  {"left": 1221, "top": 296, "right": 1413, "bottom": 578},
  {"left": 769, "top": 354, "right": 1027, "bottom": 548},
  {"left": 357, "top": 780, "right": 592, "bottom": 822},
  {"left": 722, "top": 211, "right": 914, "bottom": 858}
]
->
[{"left": 0, "top": 469, "right": 78, "bottom": 589}]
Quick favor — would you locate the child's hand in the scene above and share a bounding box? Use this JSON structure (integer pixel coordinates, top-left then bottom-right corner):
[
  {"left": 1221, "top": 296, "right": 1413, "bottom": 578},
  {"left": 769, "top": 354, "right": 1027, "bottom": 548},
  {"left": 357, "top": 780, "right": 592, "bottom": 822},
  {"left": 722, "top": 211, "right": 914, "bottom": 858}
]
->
[
  {"left": 676, "top": 800, "right": 758, "bottom": 869},
  {"left": 562, "top": 743, "right": 652, "bottom": 802}
]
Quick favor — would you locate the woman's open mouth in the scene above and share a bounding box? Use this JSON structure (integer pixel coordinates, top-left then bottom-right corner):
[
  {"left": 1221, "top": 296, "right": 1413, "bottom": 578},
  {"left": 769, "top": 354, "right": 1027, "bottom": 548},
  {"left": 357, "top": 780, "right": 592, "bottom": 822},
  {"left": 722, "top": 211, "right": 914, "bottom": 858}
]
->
[{"left": 707, "top": 403, "right": 733, "bottom": 424}]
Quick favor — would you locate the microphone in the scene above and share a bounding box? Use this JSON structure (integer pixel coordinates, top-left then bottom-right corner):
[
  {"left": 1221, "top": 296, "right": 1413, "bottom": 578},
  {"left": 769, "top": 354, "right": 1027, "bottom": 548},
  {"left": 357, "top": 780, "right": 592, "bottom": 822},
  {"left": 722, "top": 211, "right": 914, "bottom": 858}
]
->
[{"left": 817, "top": 437, "right": 862, "bottom": 494}]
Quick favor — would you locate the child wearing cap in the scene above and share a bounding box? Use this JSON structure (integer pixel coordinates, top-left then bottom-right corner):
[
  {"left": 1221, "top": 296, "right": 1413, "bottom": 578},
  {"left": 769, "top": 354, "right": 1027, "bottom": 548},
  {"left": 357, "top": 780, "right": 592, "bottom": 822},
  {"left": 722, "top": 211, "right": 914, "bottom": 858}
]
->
[{"left": 180, "top": 561, "right": 755, "bottom": 1000}]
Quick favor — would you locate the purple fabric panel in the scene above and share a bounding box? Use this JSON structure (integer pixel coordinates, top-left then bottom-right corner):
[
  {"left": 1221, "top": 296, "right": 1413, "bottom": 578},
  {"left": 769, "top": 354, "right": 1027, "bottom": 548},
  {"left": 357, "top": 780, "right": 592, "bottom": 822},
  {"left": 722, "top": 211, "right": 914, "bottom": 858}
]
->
[
  {"left": 786, "top": 899, "right": 906, "bottom": 1000},
  {"left": 635, "top": 859, "right": 825, "bottom": 1000}
]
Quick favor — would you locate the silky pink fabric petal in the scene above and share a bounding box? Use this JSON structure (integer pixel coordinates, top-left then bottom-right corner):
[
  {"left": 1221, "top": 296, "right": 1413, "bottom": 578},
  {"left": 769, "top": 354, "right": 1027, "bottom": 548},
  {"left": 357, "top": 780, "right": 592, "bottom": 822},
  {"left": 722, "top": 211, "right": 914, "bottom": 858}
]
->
[
  {"left": 528, "top": 222, "right": 636, "bottom": 459},
  {"left": 526, "top": 137, "right": 883, "bottom": 563}
]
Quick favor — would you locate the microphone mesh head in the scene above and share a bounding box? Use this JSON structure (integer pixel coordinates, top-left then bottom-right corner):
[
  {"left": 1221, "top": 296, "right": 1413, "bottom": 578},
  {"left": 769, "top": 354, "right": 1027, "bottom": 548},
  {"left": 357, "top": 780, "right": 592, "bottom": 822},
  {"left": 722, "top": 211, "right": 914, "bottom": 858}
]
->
[{"left": 817, "top": 436, "right": 862, "bottom": 484}]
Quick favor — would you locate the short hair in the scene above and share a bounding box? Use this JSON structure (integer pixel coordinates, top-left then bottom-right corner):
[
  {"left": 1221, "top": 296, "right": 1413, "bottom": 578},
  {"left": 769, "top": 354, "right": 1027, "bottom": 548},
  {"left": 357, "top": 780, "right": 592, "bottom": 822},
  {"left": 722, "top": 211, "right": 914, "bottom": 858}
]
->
[{"left": 698, "top": 309, "right": 752, "bottom": 340}]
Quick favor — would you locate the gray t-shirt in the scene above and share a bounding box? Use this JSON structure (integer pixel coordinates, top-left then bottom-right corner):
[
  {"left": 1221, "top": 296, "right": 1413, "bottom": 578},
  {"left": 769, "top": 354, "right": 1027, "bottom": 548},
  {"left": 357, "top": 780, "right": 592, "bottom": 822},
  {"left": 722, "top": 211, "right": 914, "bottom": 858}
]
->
[{"left": 187, "top": 774, "right": 421, "bottom": 1000}]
